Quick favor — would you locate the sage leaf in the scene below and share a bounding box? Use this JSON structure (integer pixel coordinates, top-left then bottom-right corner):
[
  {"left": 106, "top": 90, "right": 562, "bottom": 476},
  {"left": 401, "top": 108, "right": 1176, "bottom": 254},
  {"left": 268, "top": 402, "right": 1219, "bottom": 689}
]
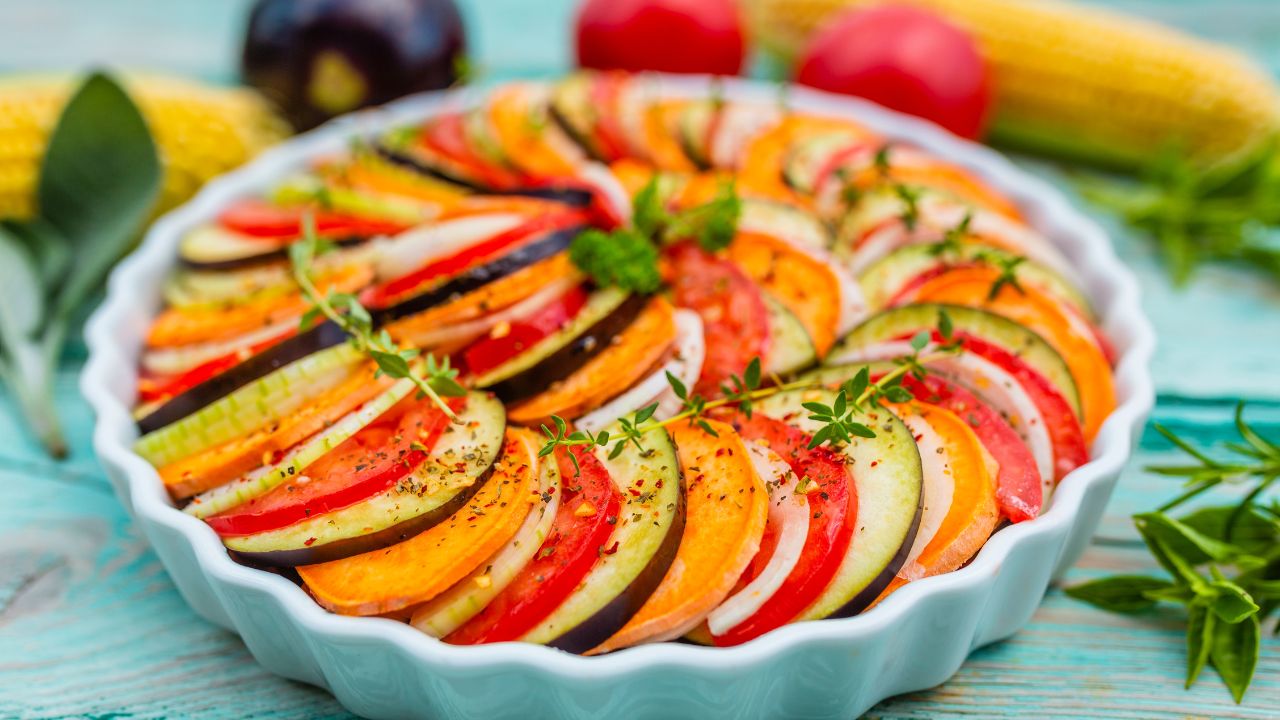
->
[
  {"left": 38, "top": 71, "right": 160, "bottom": 320},
  {"left": 1210, "top": 612, "right": 1260, "bottom": 703},
  {"left": 1185, "top": 604, "right": 1214, "bottom": 688},
  {"left": 0, "top": 227, "right": 45, "bottom": 341},
  {"left": 0, "top": 219, "right": 70, "bottom": 291},
  {"left": 1065, "top": 575, "right": 1172, "bottom": 613}
]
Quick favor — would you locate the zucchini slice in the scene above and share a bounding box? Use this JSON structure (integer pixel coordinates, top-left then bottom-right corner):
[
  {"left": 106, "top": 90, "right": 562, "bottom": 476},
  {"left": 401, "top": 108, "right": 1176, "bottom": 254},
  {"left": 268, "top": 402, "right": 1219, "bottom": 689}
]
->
[{"left": 763, "top": 293, "right": 818, "bottom": 377}]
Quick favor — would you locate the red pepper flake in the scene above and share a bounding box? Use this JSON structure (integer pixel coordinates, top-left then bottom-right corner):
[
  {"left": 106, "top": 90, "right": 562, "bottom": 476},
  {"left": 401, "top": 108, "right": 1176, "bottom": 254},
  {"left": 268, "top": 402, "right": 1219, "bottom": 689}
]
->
[
  {"left": 627, "top": 488, "right": 641, "bottom": 497},
  {"left": 870, "top": 460, "right": 879, "bottom": 467},
  {"left": 304, "top": 537, "right": 317, "bottom": 547},
  {"left": 601, "top": 541, "right": 620, "bottom": 556}
]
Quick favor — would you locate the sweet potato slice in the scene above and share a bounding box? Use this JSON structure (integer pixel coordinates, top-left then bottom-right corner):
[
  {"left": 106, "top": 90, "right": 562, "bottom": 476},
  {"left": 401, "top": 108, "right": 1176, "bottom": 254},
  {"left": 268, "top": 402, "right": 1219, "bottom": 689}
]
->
[
  {"left": 384, "top": 253, "right": 580, "bottom": 342},
  {"left": 727, "top": 231, "right": 841, "bottom": 357},
  {"left": 904, "top": 265, "right": 1115, "bottom": 442},
  {"left": 507, "top": 296, "right": 676, "bottom": 424},
  {"left": 873, "top": 401, "right": 998, "bottom": 604},
  {"left": 298, "top": 428, "right": 541, "bottom": 616},
  {"left": 739, "top": 115, "right": 873, "bottom": 207},
  {"left": 147, "top": 263, "right": 372, "bottom": 347},
  {"left": 644, "top": 100, "right": 698, "bottom": 172},
  {"left": 590, "top": 419, "right": 768, "bottom": 652},
  {"left": 489, "top": 85, "right": 581, "bottom": 178},
  {"left": 161, "top": 363, "right": 390, "bottom": 500}
]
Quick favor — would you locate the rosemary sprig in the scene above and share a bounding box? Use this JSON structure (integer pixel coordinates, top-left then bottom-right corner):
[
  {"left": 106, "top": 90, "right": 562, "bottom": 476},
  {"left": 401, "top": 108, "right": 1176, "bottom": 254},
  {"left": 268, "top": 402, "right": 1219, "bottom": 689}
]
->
[
  {"left": 288, "top": 218, "right": 466, "bottom": 421},
  {"left": 1067, "top": 403, "right": 1279, "bottom": 703}
]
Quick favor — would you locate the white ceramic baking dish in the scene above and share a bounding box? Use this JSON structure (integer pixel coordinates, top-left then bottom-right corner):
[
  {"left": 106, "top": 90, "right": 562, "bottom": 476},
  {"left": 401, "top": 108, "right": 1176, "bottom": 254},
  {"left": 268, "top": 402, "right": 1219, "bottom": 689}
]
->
[{"left": 82, "top": 75, "right": 1155, "bottom": 720}]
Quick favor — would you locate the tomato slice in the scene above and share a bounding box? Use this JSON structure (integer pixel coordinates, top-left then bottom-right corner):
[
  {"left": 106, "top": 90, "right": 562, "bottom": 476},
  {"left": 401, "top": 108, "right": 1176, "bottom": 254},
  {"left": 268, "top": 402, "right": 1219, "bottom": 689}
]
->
[
  {"left": 588, "top": 73, "right": 630, "bottom": 162},
  {"left": 664, "top": 242, "right": 771, "bottom": 397},
  {"left": 461, "top": 284, "right": 590, "bottom": 377},
  {"left": 218, "top": 199, "right": 411, "bottom": 240},
  {"left": 941, "top": 331, "right": 1089, "bottom": 481},
  {"left": 422, "top": 113, "right": 524, "bottom": 189},
  {"left": 901, "top": 373, "right": 1042, "bottom": 523},
  {"left": 713, "top": 412, "right": 856, "bottom": 645},
  {"left": 137, "top": 328, "right": 296, "bottom": 405},
  {"left": 446, "top": 446, "right": 622, "bottom": 645},
  {"left": 363, "top": 210, "right": 587, "bottom": 309},
  {"left": 204, "top": 395, "right": 459, "bottom": 537}
]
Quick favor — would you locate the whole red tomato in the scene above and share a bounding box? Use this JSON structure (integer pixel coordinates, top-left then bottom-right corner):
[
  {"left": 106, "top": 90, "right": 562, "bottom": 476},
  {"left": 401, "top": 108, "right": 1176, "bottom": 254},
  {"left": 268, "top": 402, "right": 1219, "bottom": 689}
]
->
[
  {"left": 795, "top": 5, "right": 991, "bottom": 139},
  {"left": 575, "top": 0, "right": 745, "bottom": 75}
]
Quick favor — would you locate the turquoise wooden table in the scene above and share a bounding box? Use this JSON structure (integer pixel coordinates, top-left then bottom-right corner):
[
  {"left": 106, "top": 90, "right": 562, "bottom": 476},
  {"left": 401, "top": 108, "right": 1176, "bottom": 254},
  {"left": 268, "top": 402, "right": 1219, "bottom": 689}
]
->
[{"left": 1, "top": 1, "right": 1277, "bottom": 718}]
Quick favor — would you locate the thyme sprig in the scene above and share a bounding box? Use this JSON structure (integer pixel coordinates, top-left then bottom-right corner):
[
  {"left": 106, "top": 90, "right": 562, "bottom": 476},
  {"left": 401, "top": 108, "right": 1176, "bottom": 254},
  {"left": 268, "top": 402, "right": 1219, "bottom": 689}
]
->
[
  {"left": 541, "top": 312, "right": 962, "bottom": 468},
  {"left": 288, "top": 218, "right": 466, "bottom": 421}
]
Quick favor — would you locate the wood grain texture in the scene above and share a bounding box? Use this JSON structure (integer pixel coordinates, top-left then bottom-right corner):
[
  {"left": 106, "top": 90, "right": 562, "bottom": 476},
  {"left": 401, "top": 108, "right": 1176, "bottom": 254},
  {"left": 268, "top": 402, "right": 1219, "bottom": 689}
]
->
[{"left": 0, "top": 0, "right": 1278, "bottom": 718}]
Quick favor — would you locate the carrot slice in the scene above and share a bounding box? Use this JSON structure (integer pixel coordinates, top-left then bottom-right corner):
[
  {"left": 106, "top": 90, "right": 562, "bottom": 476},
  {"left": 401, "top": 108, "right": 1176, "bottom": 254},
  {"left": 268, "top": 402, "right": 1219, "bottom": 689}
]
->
[
  {"left": 384, "top": 254, "right": 580, "bottom": 342},
  {"left": 507, "top": 297, "right": 677, "bottom": 424},
  {"left": 739, "top": 115, "right": 873, "bottom": 207},
  {"left": 590, "top": 419, "right": 769, "bottom": 653},
  {"left": 437, "top": 195, "right": 571, "bottom": 220},
  {"left": 875, "top": 401, "right": 999, "bottom": 602},
  {"left": 297, "top": 428, "right": 540, "bottom": 616},
  {"left": 147, "top": 264, "right": 372, "bottom": 348},
  {"left": 489, "top": 85, "right": 581, "bottom": 178},
  {"left": 727, "top": 231, "right": 841, "bottom": 357},
  {"left": 609, "top": 158, "right": 661, "bottom": 197},
  {"left": 904, "top": 266, "right": 1116, "bottom": 442},
  {"left": 160, "top": 363, "right": 390, "bottom": 499}
]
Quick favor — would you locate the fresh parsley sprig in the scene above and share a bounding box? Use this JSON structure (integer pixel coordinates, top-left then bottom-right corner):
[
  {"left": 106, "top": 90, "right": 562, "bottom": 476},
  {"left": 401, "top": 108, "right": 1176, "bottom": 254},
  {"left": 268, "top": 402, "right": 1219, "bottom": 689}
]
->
[
  {"left": 288, "top": 219, "right": 466, "bottom": 421},
  {"left": 568, "top": 177, "right": 741, "bottom": 292},
  {"left": 541, "top": 311, "right": 961, "bottom": 469},
  {"left": 1066, "top": 404, "right": 1279, "bottom": 703}
]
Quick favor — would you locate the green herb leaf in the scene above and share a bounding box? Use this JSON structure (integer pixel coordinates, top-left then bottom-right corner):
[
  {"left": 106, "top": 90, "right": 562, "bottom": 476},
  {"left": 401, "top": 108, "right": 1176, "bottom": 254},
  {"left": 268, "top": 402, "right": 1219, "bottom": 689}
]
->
[
  {"left": 1210, "top": 613, "right": 1260, "bottom": 703},
  {"left": 39, "top": 72, "right": 161, "bottom": 320},
  {"left": 1065, "top": 575, "right": 1173, "bottom": 613},
  {"left": 568, "top": 228, "right": 661, "bottom": 293},
  {"left": 1135, "top": 511, "right": 1243, "bottom": 565},
  {"left": 1208, "top": 580, "right": 1260, "bottom": 624},
  {"left": 1186, "top": 604, "right": 1214, "bottom": 688}
]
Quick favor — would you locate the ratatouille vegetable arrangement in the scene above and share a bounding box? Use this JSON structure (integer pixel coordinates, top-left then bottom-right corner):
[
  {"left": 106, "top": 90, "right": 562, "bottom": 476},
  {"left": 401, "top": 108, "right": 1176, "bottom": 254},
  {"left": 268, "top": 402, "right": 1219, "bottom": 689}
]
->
[{"left": 132, "top": 71, "right": 1116, "bottom": 653}]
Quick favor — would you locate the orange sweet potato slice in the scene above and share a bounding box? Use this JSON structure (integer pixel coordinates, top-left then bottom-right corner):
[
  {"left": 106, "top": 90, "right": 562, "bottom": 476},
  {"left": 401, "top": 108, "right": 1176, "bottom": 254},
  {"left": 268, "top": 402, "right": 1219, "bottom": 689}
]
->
[
  {"left": 507, "top": 296, "right": 676, "bottom": 424},
  {"left": 727, "top": 231, "right": 841, "bottom": 357},
  {"left": 738, "top": 115, "right": 873, "bottom": 207},
  {"left": 161, "top": 363, "right": 390, "bottom": 500},
  {"left": 384, "top": 253, "right": 580, "bottom": 342},
  {"left": 590, "top": 419, "right": 769, "bottom": 653},
  {"left": 489, "top": 85, "right": 581, "bottom": 178},
  {"left": 147, "top": 263, "right": 373, "bottom": 348},
  {"left": 873, "top": 401, "right": 998, "bottom": 604},
  {"left": 645, "top": 100, "right": 698, "bottom": 172},
  {"left": 298, "top": 428, "right": 540, "bottom": 616},
  {"left": 905, "top": 265, "right": 1115, "bottom": 442}
]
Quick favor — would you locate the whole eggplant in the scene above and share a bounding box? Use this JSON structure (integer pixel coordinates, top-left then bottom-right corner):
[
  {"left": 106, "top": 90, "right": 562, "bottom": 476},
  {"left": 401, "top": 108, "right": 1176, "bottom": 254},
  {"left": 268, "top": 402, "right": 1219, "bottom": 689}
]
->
[{"left": 242, "top": 0, "right": 467, "bottom": 130}]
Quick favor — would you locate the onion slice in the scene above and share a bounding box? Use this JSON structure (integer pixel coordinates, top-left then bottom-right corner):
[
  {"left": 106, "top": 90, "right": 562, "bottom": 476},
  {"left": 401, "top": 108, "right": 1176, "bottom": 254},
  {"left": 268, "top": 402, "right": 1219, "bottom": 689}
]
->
[
  {"left": 574, "top": 310, "right": 704, "bottom": 433},
  {"left": 830, "top": 340, "right": 1055, "bottom": 502},
  {"left": 706, "top": 442, "right": 810, "bottom": 636},
  {"left": 141, "top": 318, "right": 297, "bottom": 376},
  {"left": 373, "top": 213, "right": 526, "bottom": 281}
]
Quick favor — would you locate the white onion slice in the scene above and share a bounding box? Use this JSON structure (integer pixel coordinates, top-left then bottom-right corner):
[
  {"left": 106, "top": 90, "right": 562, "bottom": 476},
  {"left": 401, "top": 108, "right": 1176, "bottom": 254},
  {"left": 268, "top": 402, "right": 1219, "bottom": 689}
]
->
[
  {"left": 893, "top": 413, "right": 954, "bottom": 581},
  {"left": 141, "top": 318, "right": 297, "bottom": 377},
  {"left": 575, "top": 162, "right": 632, "bottom": 226},
  {"left": 393, "top": 276, "right": 581, "bottom": 351},
  {"left": 830, "top": 340, "right": 1054, "bottom": 501},
  {"left": 411, "top": 452, "right": 562, "bottom": 637},
  {"left": 706, "top": 442, "right": 809, "bottom": 636},
  {"left": 373, "top": 213, "right": 525, "bottom": 281},
  {"left": 709, "top": 103, "right": 782, "bottom": 170},
  {"left": 574, "top": 310, "right": 705, "bottom": 433}
]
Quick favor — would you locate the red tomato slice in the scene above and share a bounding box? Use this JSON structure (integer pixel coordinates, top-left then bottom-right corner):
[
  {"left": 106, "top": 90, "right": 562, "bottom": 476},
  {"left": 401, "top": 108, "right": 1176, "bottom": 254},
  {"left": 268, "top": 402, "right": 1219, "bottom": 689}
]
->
[
  {"left": 137, "top": 328, "right": 296, "bottom": 405},
  {"left": 588, "top": 73, "right": 631, "bottom": 162},
  {"left": 218, "top": 199, "right": 411, "bottom": 240},
  {"left": 204, "top": 395, "right": 459, "bottom": 537},
  {"left": 446, "top": 446, "right": 623, "bottom": 644},
  {"left": 665, "top": 242, "right": 771, "bottom": 397},
  {"left": 363, "top": 210, "right": 587, "bottom": 309},
  {"left": 461, "top": 284, "right": 590, "bottom": 377},
  {"left": 943, "top": 331, "right": 1089, "bottom": 481},
  {"left": 901, "top": 373, "right": 1042, "bottom": 523},
  {"left": 422, "top": 113, "right": 524, "bottom": 189},
  {"left": 713, "top": 412, "right": 856, "bottom": 645}
]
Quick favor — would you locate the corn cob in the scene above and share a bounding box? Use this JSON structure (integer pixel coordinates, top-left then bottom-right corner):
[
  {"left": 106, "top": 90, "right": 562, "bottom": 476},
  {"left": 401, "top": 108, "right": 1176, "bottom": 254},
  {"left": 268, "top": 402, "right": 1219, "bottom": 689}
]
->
[
  {"left": 0, "top": 74, "right": 290, "bottom": 219},
  {"left": 743, "top": 0, "right": 1280, "bottom": 170}
]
